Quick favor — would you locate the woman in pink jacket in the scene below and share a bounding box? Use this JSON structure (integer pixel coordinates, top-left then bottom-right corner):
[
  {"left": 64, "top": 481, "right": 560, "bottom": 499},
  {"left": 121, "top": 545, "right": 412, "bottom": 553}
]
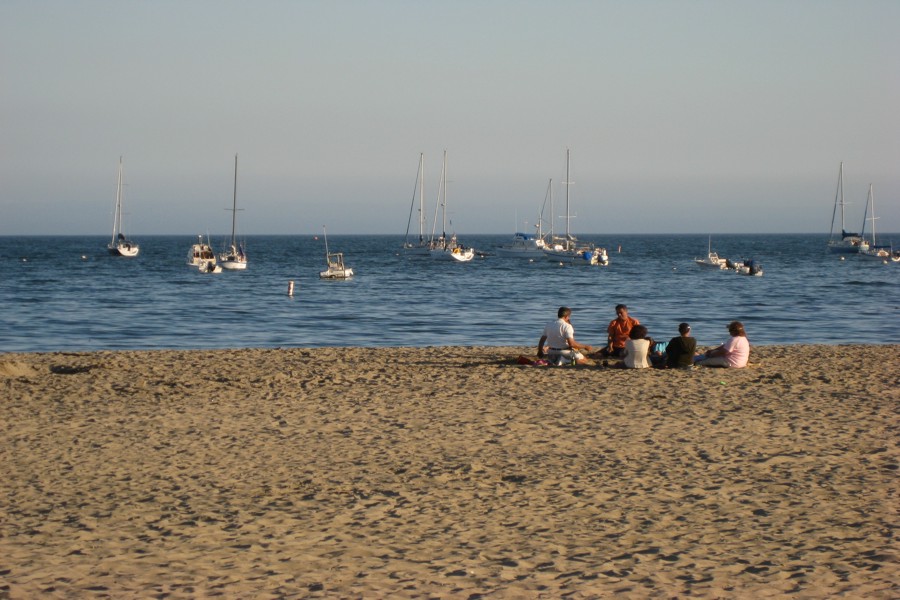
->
[{"left": 697, "top": 321, "right": 750, "bottom": 368}]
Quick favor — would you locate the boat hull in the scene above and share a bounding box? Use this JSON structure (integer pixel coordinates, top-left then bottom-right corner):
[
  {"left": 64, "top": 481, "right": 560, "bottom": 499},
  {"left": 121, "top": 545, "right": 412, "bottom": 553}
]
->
[
  {"left": 219, "top": 245, "right": 248, "bottom": 270},
  {"left": 320, "top": 268, "right": 354, "bottom": 279},
  {"left": 858, "top": 249, "right": 890, "bottom": 260},
  {"left": 695, "top": 260, "right": 727, "bottom": 269},
  {"left": 431, "top": 248, "right": 475, "bottom": 262},
  {"left": 197, "top": 259, "right": 221, "bottom": 273},
  {"left": 108, "top": 243, "right": 139, "bottom": 258},
  {"left": 828, "top": 240, "right": 864, "bottom": 254},
  {"left": 496, "top": 234, "right": 546, "bottom": 258},
  {"left": 220, "top": 258, "right": 248, "bottom": 270},
  {"left": 695, "top": 251, "right": 728, "bottom": 269},
  {"left": 402, "top": 245, "right": 432, "bottom": 256},
  {"left": 544, "top": 247, "right": 607, "bottom": 265}
]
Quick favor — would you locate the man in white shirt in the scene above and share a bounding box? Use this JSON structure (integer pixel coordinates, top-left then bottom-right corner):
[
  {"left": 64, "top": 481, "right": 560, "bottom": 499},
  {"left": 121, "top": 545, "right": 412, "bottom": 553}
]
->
[{"left": 537, "top": 306, "right": 594, "bottom": 365}]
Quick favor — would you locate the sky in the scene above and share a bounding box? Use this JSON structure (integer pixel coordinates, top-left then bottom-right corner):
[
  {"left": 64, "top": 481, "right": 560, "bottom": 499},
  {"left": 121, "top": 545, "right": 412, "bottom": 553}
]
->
[{"left": 2, "top": 1, "right": 898, "bottom": 236}]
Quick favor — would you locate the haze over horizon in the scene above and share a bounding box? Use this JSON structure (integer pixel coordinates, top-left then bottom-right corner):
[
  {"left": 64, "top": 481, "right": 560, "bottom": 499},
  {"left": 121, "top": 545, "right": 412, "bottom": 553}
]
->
[{"left": 2, "top": 1, "right": 898, "bottom": 237}]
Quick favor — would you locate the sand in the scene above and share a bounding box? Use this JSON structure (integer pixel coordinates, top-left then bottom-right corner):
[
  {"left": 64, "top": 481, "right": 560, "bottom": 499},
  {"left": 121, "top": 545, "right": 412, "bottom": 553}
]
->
[{"left": 1, "top": 344, "right": 897, "bottom": 598}]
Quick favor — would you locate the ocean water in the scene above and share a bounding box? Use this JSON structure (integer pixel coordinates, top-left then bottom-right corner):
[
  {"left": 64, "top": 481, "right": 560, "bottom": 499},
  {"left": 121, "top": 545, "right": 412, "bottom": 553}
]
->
[{"left": 1, "top": 234, "right": 897, "bottom": 352}]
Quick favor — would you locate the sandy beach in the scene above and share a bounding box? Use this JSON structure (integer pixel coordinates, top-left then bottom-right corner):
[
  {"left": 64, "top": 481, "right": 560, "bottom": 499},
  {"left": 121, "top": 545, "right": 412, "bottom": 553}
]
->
[{"left": 1, "top": 344, "right": 897, "bottom": 598}]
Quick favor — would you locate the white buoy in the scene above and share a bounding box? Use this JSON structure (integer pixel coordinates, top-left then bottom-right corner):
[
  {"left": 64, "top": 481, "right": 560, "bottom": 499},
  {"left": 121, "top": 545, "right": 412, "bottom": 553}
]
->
[
  {"left": 840, "top": 256, "right": 845, "bottom": 261},
  {"left": 287, "top": 280, "right": 295, "bottom": 296}
]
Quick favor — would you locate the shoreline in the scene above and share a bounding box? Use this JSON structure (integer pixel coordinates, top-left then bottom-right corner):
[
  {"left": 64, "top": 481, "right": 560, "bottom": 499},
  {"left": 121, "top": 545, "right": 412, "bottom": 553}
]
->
[
  {"left": 2, "top": 344, "right": 898, "bottom": 597},
  {"left": 2, "top": 340, "right": 897, "bottom": 357}
]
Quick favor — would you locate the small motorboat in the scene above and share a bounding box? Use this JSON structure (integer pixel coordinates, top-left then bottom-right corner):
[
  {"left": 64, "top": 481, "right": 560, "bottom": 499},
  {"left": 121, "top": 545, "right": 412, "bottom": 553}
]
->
[
  {"left": 734, "top": 259, "right": 764, "bottom": 276},
  {"left": 198, "top": 259, "right": 222, "bottom": 274},
  {"left": 188, "top": 234, "right": 217, "bottom": 268},
  {"left": 319, "top": 227, "right": 354, "bottom": 279},
  {"left": 695, "top": 237, "right": 728, "bottom": 269}
]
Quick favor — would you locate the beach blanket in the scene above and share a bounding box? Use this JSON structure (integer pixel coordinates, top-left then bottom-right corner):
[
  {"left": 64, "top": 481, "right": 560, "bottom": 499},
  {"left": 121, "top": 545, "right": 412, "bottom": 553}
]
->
[{"left": 517, "top": 355, "right": 550, "bottom": 366}]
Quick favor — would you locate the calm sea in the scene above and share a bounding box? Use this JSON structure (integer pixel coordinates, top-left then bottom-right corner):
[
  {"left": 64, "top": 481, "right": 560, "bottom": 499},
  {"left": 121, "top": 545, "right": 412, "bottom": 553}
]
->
[{"left": 1, "top": 234, "right": 897, "bottom": 353}]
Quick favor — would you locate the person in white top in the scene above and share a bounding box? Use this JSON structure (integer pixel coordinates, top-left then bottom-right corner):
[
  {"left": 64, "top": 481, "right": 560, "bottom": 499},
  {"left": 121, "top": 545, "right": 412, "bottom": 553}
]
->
[
  {"left": 622, "top": 325, "right": 652, "bottom": 368},
  {"left": 537, "top": 306, "right": 594, "bottom": 365},
  {"left": 697, "top": 321, "right": 750, "bottom": 368},
  {"left": 607, "top": 324, "right": 652, "bottom": 368}
]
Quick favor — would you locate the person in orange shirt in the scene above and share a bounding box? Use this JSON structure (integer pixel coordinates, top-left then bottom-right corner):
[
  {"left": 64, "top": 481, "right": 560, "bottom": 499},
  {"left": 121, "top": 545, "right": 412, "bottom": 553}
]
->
[{"left": 603, "top": 304, "right": 639, "bottom": 358}]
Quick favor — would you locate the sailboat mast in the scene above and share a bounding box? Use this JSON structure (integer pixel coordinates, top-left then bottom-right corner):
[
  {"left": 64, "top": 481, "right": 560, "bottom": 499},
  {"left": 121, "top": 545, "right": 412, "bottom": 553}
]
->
[
  {"left": 111, "top": 156, "right": 123, "bottom": 245},
  {"left": 419, "top": 153, "right": 425, "bottom": 242},
  {"left": 838, "top": 162, "right": 845, "bottom": 234},
  {"left": 230, "top": 154, "right": 238, "bottom": 246},
  {"left": 430, "top": 152, "right": 445, "bottom": 244},
  {"left": 538, "top": 178, "right": 552, "bottom": 240},
  {"left": 564, "top": 148, "right": 571, "bottom": 242},
  {"left": 550, "top": 178, "right": 556, "bottom": 242},
  {"left": 868, "top": 184, "right": 877, "bottom": 246},
  {"left": 442, "top": 150, "right": 448, "bottom": 239},
  {"left": 860, "top": 185, "right": 869, "bottom": 242}
]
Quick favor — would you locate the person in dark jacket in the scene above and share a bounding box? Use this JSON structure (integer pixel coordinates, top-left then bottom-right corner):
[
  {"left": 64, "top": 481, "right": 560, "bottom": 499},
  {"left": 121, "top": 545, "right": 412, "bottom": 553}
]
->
[{"left": 664, "top": 322, "right": 697, "bottom": 369}]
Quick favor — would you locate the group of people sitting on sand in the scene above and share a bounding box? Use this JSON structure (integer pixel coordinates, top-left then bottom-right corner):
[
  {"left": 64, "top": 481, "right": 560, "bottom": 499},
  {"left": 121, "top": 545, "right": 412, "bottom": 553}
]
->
[{"left": 537, "top": 304, "right": 750, "bottom": 369}]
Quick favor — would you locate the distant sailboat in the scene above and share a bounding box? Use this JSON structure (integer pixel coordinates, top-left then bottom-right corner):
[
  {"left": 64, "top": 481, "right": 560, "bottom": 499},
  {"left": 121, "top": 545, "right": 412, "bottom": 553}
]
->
[
  {"left": 858, "top": 184, "right": 890, "bottom": 260},
  {"left": 542, "top": 149, "right": 606, "bottom": 265},
  {"left": 428, "top": 150, "right": 475, "bottom": 262},
  {"left": 496, "top": 179, "right": 549, "bottom": 258},
  {"left": 402, "top": 153, "right": 430, "bottom": 255},
  {"left": 827, "top": 162, "right": 863, "bottom": 253},
  {"left": 107, "top": 156, "right": 139, "bottom": 257},
  {"left": 219, "top": 154, "right": 248, "bottom": 270}
]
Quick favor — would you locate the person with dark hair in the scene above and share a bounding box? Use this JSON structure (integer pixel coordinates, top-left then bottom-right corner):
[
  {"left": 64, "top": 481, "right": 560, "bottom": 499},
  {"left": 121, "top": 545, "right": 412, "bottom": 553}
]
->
[
  {"left": 622, "top": 324, "right": 652, "bottom": 368},
  {"left": 664, "top": 322, "right": 697, "bottom": 369},
  {"left": 601, "top": 304, "right": 639, "bottom": 358},
  {"left": 607, "top": 324, "right": 651, "bottom": 369},
  {"left": 697, "top": 321, "right": 750, "bottom": 368},
  {"left": 538, "top": 306, "right": 594, "bottom": 365}
]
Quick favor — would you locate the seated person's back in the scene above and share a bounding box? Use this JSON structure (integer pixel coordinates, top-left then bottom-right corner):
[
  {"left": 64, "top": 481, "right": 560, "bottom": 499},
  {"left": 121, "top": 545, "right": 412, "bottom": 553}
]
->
[
  {"left": 665, "top": 322, "right": 697, "bottom": 368},
  {"left": 623, "top": 325, "right": 651, "bottom": 369}
]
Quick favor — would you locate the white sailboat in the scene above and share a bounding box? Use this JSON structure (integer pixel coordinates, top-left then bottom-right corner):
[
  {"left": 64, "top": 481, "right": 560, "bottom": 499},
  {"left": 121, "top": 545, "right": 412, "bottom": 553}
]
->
[
  {"left": 858, "top": 184, "right": 890, "bottom": 260},
  {"left": 827, "top": 162, "right": 864, "bottom": 253},
  {"left": 107, "top": 156, "right": 139, "bottom": 257},
  {"left": 402, "top": 153, "right": 431, "bottom": 255},
  {"left": 542, "top": 149, "right": 607, "bottom": 265},
  {"left": 219, "top": 153, "right": 248, "bottom": 270},
  {"left": 319, "top": 227, "right": 354, "bottom": 279},
  {"left": 429, "top": 150, "right": 475, "bottom": 262}
]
